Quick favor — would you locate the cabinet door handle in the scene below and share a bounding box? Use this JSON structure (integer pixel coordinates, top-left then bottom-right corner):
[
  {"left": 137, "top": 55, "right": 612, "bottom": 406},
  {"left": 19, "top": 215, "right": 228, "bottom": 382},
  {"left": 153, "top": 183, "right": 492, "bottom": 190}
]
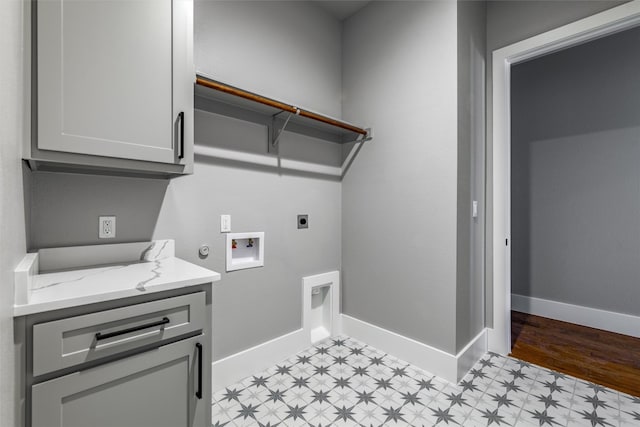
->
[
  {"left": 196, "top": 342, "right": 203, "bottom": 399},
  {"left": 94, "top": 317, "right": 170, "bottom": 341},
  {"left": 178, "top": 111, "right": 185, "bottom": 159}
]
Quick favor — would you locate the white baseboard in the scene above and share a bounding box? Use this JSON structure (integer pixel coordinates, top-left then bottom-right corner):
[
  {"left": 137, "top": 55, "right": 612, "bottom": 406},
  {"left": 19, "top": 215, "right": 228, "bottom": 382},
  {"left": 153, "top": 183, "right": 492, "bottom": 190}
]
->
[
  {"left": 341, "top": 314, "right": 487, "bottom": 383},
  {"left": 512, "top": 294, "right": 640, "bottom": 339},
  {"left": 211, "top": 328, "right": 307, "bottom": 394},
  {"left": 212, "top": 315, "right": 489, "bottom": 394}
]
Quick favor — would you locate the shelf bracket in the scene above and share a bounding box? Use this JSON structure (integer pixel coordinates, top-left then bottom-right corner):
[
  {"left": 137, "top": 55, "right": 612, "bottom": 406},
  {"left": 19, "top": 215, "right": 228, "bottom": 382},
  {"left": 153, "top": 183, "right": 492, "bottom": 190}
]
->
[
  {"left": 340, "top": 128, "right": 373, "bottom": 178},
  {"left": 344, "top": 135, "right": 373, "bottom": 145},
  {"left": 343, "top": 127, "right": 373, "bottom": 145},
  {"left": 270, "top": 108, "right": 300, "bottom": 152}
]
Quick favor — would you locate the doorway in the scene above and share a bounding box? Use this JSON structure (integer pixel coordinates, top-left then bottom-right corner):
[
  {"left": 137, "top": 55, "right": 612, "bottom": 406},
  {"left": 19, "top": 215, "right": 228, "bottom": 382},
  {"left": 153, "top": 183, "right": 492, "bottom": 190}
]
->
[
  {"left": 506, "top": 25, "right": 640, "bottom": 395},
  {"left": 489, "top": 1, "right": 640, "bottom": 356}
]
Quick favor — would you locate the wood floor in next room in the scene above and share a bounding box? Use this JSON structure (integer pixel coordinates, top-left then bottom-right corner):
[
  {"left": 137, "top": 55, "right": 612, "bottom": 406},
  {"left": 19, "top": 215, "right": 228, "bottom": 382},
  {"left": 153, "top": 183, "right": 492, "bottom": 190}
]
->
[{"left": 511, "top": 311, "right": 640, "bottom": 397}]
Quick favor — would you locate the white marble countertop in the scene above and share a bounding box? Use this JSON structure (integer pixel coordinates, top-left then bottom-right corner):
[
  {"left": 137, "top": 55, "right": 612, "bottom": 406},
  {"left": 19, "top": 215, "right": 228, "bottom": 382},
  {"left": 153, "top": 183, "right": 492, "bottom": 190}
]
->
[{"left": 14, "top": 240, "right": 220, "bottom": 316}]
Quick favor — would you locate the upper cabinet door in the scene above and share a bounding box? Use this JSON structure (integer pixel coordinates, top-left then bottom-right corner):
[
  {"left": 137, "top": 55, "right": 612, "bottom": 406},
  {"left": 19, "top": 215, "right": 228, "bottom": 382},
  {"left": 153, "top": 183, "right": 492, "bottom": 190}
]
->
[{"left": 37, "top": 0, "right": 191, "bottom": 164}]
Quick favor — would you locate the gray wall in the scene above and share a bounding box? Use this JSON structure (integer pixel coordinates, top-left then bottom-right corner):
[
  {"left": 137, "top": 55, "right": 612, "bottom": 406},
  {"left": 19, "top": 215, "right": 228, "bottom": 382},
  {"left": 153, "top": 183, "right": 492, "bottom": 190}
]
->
[
  {"left": 511, "top": 26, "right": 640, "bottom": 315},
  {"left": 456, "top": 0, "right": 486, "bottom": 352},
  {"left": 189, "top": 1, "right": 344, "bottom": 359},
  {"left": 0, "top": 0, "right": 28, "bottom": 425},
  {"left": 195, "top": 0, "right": 342, "bottom": 118},
  {"left": 28, "top": 0, "right": 344, "bottom": 360},
  {"left": 341, "top": 1, "right": 460, "bottom": 354},
  {"left": 484, "top": 0, "right": 627, "bottom": 325},
  {"left": 30, "top": 173, "right": 168, "bottom": 247}
]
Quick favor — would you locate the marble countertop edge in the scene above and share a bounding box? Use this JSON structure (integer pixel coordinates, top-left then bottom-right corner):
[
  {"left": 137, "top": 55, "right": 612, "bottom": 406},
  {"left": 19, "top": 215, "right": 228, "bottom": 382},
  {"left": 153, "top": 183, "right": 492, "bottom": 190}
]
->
[
  {"left": 13, "top": 273, "right": 219, "bottom": 317},
  {"left": 13, "top": 240, "right": 221, "bottom": 317}
]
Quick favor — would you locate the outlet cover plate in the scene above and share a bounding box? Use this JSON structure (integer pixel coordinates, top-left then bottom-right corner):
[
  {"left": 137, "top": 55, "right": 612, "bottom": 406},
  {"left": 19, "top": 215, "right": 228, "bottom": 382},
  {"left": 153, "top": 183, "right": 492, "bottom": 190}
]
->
[
  {"left": 99, "top": 216, "right": 116, "bottom": 239},
  {"left": 297, "top": 214, "right": 309, "bottom": 229}
]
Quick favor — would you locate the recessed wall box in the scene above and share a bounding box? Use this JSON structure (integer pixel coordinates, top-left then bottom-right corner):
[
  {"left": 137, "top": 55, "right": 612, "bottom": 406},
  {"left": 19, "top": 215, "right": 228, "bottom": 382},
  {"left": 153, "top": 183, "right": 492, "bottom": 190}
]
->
[
  {"left": 302, "top": 271, "right": 340, "bottom": 345},
  {"left": 226, "top": 232, "right": 264, "bottom": 272}
]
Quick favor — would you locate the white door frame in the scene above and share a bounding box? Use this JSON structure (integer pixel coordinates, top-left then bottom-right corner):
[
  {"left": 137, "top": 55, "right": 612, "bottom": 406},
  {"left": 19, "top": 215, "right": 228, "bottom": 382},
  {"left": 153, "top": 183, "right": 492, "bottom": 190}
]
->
[{"left": 489, "top": 0, "right": 640, "bottom": 355}]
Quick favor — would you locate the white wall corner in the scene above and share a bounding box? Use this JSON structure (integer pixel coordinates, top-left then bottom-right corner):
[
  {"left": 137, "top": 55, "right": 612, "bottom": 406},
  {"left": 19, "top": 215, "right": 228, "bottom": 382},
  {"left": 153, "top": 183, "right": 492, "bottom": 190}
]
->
[
  {"left": 455, "top": 329, "right": 488, "bottom": 382},
  {"left": 512, "top": 294, "right": 640, "bottom": 340},
  {"left": 211, "top": 328, "right": 307, "bottom": 394}
]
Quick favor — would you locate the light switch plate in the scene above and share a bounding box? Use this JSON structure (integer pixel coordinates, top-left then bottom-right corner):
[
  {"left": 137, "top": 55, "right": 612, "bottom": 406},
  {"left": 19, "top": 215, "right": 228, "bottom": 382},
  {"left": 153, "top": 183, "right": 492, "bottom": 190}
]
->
[
  {"left": 99, "top": 216, "right": 116, "bottom": 238},
  {"left": 220, "top": 215, "right": 231, "bottom": 233}
]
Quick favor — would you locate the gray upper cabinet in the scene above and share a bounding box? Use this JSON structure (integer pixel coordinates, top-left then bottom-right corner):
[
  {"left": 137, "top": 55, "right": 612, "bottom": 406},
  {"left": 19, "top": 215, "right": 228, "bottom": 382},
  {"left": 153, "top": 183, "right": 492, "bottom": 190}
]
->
[{"left": 28, "top": 0, "right": 194, "bottom": 177}]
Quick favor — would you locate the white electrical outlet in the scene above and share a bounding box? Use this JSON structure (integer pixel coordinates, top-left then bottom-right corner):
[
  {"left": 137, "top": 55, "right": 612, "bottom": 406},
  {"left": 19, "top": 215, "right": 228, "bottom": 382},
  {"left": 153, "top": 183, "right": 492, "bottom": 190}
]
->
[
  {"left": 99, "top": 216, "right": 116, "bottom": 239},
  {"left": 220, "top": 214, "right": 231, "bottom": 233}
]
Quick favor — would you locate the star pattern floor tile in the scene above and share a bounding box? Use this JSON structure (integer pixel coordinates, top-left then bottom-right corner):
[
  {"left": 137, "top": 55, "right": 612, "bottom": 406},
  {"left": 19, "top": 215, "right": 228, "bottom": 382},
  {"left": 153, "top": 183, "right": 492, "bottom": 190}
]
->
[{"left": 211, "top": 336, "right": 640, "bottom": 426}]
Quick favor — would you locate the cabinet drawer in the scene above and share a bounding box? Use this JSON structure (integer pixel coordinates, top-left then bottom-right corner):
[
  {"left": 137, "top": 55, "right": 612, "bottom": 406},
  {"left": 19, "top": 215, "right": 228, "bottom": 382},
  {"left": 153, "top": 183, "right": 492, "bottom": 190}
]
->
[{"left": 32, "top": 292, "right": 205, "bottom": 377}]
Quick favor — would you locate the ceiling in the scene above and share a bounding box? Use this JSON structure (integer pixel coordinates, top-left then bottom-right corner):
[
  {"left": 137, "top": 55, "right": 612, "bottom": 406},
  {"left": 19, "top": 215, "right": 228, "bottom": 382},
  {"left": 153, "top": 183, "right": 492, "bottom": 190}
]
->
[{"left": 312, "top": 1, "right": 370, "bottom": 21}]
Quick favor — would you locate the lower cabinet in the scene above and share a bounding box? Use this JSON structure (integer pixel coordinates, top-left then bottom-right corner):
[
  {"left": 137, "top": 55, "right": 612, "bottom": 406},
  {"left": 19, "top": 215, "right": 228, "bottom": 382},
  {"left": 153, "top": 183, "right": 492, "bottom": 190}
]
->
[
  {"left": 31, "top": 335, "right": 206, "bottom": 427},
  {"left": 24, "top": 287, "right": 212, "bottom": 427}
]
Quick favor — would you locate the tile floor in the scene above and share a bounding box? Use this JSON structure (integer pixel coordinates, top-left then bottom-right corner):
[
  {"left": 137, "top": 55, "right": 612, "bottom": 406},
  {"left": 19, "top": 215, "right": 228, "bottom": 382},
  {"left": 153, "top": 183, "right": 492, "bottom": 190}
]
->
[{"left": 211, "top": 336, "right": 640, "bottom": 426}]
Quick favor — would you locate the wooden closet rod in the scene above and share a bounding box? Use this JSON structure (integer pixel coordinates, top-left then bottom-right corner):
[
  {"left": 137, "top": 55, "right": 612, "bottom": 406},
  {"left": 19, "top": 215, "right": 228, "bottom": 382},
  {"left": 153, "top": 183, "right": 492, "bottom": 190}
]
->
[{"left": 196, "top": 76, "right": 368, "bottom": 136}]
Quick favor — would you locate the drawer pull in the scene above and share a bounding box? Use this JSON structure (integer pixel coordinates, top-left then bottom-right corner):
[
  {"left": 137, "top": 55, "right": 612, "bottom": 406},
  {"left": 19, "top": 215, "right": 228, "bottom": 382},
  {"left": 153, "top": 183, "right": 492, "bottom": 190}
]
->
[
  {"left": 95, "top": 317, "right": 170, "bottom": 341},
  {"left": 196, "top": 342, "right": 203, "bottom": 399}
]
